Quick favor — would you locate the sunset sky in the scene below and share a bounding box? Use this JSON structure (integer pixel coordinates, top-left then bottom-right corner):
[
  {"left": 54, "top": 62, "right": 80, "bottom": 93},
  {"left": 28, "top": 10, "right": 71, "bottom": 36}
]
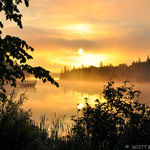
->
[{"left": 2, "top": 0, "right": 150, "bottom": 73}]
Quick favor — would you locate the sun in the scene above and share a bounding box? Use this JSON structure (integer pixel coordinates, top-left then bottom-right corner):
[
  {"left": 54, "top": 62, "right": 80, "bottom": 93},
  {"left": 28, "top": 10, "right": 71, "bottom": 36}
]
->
[
  {"left": 77, "top": 103, "right": 83, "bottom": 110},
  {"left": 78, "top": 48, "right": 84, "bottom": 55}
]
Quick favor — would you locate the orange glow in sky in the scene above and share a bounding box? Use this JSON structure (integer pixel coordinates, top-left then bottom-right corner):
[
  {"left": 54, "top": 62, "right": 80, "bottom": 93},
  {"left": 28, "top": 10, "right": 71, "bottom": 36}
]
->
[
  {"left": 62, "top": 24, "right": 93, "bottom": 34},
  {"left": 78, "top": 48, "right": 84, "bottom": 55},
  {"left": 77, "top": 52, "right": 107, "bottom": 67},
  {"left": 2, "top": 0, "right": 150, "bottom": 73}
]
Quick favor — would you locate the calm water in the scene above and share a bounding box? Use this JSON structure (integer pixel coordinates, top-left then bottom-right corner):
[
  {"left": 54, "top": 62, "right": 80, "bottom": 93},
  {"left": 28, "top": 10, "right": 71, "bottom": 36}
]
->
[{"left": 13, "top": 80, "right": 150, "bottom": 123}]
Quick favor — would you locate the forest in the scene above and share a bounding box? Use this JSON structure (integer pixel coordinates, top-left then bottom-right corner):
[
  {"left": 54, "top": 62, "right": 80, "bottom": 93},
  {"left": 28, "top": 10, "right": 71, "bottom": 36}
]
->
[{"left": 60, "top": 56, "right": 150, "bottom": 82}]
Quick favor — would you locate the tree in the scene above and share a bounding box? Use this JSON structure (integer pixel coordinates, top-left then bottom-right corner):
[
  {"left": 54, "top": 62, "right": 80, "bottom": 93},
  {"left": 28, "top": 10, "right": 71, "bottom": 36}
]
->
[
  {"left": 71, "top": 81, "right": 150, "bottom": 150},
  {"left": 0, "top": 0, "right": 59, "bottom": 101},
  {"left": 99, "top": 61, "right": 103, "bottom": 67},
  {"left": 0, "top": 92, "right": 48, "bottom": 150},
  {"left": 64, "top": 66, "right": 67, "bottom": 73}
]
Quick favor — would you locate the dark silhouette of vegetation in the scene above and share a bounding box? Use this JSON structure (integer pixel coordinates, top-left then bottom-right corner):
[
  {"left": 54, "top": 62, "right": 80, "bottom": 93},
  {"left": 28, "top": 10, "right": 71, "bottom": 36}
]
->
[
  {"left": 0, "top": 0, "right": 58, "bottom": 102},
  {"left": 0, "top": 81, "right": 150, "bottom": 150},
  {"left": 0, "top": 92, "right": 48, "bottom": 150},
  {"left": 1, "top": 1, "right": 150, "bottom": 150},
  {"left": 60, "top": 56, "right": 150, "bottom": 83},
  {"left": 70, "top": 81, "right": 150, "bottom": 150}
]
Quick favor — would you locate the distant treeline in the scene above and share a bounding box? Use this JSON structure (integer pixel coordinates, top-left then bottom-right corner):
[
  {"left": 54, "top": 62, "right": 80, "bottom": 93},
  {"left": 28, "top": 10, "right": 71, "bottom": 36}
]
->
[{"left": 60, "top": 56, "right": 150, "bottom": 82}]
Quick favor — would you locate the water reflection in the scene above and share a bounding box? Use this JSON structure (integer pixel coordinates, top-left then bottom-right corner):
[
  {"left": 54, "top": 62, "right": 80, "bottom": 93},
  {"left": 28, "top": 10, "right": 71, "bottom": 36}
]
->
[{"left": 8, "top": 80, "right": 150, "bottom": 124}]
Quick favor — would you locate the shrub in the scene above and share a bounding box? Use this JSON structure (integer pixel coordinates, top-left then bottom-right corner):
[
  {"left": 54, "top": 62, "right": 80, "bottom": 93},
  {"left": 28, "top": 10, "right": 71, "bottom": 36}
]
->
[
  {"left": 71, "top": 81, "right": 150, "bottom": 150},
  {"left": 0, "top": 91, "right": 48, "bottom": 150},
  {"left": 1, "top": 81, "right": 150, "bottom": 150}
]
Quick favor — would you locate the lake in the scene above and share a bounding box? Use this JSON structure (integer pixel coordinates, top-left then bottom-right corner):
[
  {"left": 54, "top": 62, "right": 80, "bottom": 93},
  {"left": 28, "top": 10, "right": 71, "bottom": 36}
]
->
[{"left": 13, "top": 80, "right": 150, "bottom": 124}]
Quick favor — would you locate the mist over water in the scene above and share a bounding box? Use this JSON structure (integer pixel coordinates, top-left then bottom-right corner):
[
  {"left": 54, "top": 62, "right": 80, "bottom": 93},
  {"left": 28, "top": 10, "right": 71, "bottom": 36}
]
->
[{"left": 11, "top": 80, "right": 150, "bottom": 123}]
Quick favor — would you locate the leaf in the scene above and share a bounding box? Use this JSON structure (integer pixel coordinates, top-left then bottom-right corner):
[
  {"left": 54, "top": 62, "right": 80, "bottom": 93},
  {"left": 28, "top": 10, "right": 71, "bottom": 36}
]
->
[
  {"left": 24, "top": 0, "right": 29, "bottom": 7},
  {"left": 0, "top": 21, "right": 3, "bottom": 28}
]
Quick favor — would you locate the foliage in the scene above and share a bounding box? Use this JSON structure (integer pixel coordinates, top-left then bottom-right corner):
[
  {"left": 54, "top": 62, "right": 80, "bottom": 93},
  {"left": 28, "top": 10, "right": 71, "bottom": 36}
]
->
[
  {"left": 71, "top": 81, "right": 150, "bottom": 150},
  {"left": 0, "top": 92, "right": 73, "bottom": 150},
  {"left": 0, "top": 0, "right": 59, "bottom": 102},
  {"left": 1, "top": 81, "right": 150, "bottom": 150},
  {"left": 0, "top": 92, "right": 48, "bottom": 150},
  {"left": 60, "top": 56, "right": 150, "bottom": 82}
]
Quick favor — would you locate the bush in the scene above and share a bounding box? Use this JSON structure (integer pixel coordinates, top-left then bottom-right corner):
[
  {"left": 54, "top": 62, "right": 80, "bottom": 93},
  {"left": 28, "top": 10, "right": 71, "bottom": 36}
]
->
[
  {"left": 0, "top": 91, "right": 48, "bottom": 150},
  {"left": 71, "top": 81, "right": 150, "bottom": 150},
  {"left": 1, "top": 81, "right": 150, "bottom": 150}
]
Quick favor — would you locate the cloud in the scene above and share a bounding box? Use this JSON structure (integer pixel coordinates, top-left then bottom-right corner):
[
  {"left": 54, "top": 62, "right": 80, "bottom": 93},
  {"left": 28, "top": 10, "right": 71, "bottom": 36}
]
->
[
  {"left": 2, "top": 0, "right": 150, "bottom": 72},
  {"left": 3, "top": 24, "right": 150, "bottom": 53}
]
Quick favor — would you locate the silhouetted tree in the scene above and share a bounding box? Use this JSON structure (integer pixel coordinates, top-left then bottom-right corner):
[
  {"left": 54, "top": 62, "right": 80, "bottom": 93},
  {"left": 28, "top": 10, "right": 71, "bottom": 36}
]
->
[
  {"left": 99, "top": 61, "right": 103, "bottom": 67},
  {"left": 0, "top": 0, "right": 58, "bottom": 101},
  {"left": 64, "top": 66, "right": 67, "bottom": 73},
  {"left": 146, "top": 55, "right": 150, "bottom": 63},
  {"left": 60, "top": 57, "right": 150, "bottom": 82},
  {"left": 71, "top": 81, "right": 150, "bottom": 150}
]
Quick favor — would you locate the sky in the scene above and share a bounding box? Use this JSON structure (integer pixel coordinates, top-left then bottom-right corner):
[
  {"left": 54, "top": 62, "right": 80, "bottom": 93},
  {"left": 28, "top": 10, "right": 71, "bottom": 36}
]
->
[{"left": 2, "top": 0, "right": 150, "bottom": 73}]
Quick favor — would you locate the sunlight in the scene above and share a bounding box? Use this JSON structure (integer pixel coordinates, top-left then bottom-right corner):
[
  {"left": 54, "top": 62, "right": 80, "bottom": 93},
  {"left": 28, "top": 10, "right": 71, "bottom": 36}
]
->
[
  {"left": 77, "top": 53, "right": 107, "bottom": 67},
  {"left": 78, "top": 48, "right": 84, "bottom": 55},
  {"left": 77, "top": 103, "right": 83, "bottom": 110},
  {"left": 63, "top": 24, "right": 93, "bottom": 34}
]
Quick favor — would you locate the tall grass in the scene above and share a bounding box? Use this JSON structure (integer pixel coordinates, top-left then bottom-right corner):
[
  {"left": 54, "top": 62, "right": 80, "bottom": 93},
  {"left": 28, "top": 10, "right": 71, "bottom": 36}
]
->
[{"left": 1, "top": 81, "right": 150, "bottom": 150}]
